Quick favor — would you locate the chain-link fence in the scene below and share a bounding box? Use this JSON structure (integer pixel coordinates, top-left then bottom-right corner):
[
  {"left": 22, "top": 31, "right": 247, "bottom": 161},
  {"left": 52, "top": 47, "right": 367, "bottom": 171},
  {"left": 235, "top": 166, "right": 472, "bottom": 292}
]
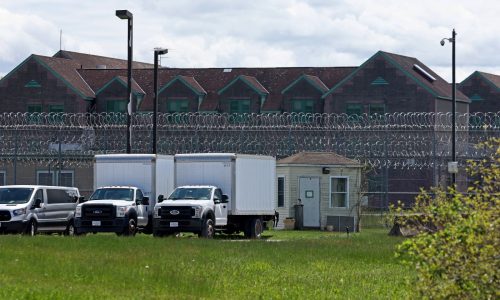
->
[{"left": 0, "top": 111, "right": 498, "bottom": 207}]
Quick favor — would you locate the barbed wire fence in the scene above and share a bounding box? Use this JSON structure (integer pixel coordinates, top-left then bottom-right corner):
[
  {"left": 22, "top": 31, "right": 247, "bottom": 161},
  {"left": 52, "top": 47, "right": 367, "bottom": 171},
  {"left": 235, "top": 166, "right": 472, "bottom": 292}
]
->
[{"left": 0, "top": 112, "right": 498, "bottom": 208}]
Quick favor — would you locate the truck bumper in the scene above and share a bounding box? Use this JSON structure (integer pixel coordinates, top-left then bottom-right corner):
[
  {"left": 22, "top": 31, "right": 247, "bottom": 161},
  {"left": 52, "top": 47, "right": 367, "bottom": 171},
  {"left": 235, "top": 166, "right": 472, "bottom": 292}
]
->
[
  {"left": 0, "top": 220, "right": 27, "bottom": 234},
  {"left": 74, "top": 217, "right": 128, "bottom": 233},
  {"left": 153, "top": 218, "right": 203, "bottom": 233}
]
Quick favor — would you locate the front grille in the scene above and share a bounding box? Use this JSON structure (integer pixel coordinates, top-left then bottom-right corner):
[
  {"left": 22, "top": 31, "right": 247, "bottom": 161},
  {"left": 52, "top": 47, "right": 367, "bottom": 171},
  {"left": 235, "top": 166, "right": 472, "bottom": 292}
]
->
[
  {"left": 0, "top": 210, "right": 11, "bottom": 221},
  {"left": 82, "top": 204, "right": 115, "bottom": 219},
  {"left": 159, "top": 206, "right": 194, "bottom": 219}
]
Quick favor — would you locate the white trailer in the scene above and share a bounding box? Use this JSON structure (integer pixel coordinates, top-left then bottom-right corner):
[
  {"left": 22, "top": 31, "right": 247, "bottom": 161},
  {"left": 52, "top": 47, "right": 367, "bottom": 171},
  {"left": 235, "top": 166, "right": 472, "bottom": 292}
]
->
[
  {"left": 75, "top": 154, "right": 174, "bottom": 235},
  {"left": 153, "top": 153, "right": 276, "bottom": 238}
]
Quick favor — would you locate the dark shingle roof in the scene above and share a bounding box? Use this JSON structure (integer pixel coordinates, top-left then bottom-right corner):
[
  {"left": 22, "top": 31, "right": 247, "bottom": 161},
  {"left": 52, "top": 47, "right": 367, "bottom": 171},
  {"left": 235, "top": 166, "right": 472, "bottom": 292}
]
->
[
  {"left": 53, "top": 50, "right": 153, "bottom": 69},
  {"left": 277, "top": 152, "right": 360, "bottom": 166},
  {"left": 324, "top": 51, "right": 469, "bottom": 102},
  {"left": 79, "top": 67, "right": 356, "bottom": 111},
  {"left": 478, "top": 71, "right": 500, "bottom": 89},
  {"left": 34, "top": 55, "right": 95, "bottom": 99},
  {"left": 381, "top": 51, "right": 469, "bottom": 102}
]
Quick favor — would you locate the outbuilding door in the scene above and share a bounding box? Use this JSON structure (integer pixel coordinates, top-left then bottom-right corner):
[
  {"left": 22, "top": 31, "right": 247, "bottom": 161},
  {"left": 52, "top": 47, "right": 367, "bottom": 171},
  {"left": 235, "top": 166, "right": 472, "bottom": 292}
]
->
[{"left": 299, "top": 177, "right": 320, "bottom": 227}]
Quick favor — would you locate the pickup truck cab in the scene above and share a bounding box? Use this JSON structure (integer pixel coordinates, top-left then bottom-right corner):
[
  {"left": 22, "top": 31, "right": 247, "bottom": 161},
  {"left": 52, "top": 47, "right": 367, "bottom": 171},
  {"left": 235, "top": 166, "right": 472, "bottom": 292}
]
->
[
  {"left": 153, "top": 185, "right": 228, "bottom": 238},
  {"left": 74, "top": 186, "right": 149, "bottom": 236}
]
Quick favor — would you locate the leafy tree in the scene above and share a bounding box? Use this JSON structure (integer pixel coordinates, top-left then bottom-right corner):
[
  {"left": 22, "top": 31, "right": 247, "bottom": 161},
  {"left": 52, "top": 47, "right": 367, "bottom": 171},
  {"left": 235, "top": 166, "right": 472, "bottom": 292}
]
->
[{"left": 392, "top": 138, "right": 499, "bottom": 299}]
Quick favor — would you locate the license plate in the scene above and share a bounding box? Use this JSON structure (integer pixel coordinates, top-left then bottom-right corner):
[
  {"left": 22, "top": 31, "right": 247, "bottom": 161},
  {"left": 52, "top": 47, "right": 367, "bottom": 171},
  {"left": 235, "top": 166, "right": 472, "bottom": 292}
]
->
[
  {"left": 170, "top": 222, "right": 178, "bottom": 227},
  {"left": 92, "top": 221, "right": 101, "bottom": 226}
]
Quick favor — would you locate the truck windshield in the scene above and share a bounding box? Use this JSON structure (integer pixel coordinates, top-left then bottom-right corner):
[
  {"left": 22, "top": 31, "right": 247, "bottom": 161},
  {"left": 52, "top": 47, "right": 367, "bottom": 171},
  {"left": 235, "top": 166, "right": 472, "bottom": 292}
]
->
[
  {"left": 89, "top": 188, "right": 134, "bottom": 201},
  {"left": 0, "top": 188, "right": 34, "bottom": 204},
  {"left": 168, "top": 188, "right": 212, "bottom": 200}
]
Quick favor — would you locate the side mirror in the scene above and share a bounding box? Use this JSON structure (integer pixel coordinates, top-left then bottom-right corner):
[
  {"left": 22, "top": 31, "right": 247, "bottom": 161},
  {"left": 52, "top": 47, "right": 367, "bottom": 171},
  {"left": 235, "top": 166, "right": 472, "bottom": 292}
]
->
[
  {"left": 33, "top": 198, "right": 42, "bottom": 209},
  {"left": 142, "top": 197, "right": 150, "bottom": 205},
  {"left": 214, "top": 197, "right": 221, "bottom": 204},
  {"left": 222, "top": 194, "right": 229, "bottom": 204},
  {"left": 157, "top": 195, "right": 164, "bottom": 203},
  {"left": 79, "top": 196, "right": 86, "bottom": 203}
]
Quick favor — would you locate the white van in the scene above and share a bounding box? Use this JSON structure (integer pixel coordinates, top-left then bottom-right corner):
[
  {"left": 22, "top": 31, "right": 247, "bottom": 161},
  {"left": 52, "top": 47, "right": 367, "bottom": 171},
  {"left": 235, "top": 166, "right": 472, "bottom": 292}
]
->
[{"left": 0, "top": 185, "right": 82, "bottom": 236}]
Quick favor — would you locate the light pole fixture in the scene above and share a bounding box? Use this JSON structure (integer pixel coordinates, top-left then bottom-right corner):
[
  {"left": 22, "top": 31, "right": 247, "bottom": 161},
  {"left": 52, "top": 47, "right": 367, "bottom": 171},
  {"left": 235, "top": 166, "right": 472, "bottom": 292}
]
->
[
  {"left": 153, "top": 48, "right": 168, "bottom": 154},
  {"left": 116, "top": 9, "right": 133, "bottom": 153},
  {"left": 441, "top": 29, "right": 457, "bottom": 186}
]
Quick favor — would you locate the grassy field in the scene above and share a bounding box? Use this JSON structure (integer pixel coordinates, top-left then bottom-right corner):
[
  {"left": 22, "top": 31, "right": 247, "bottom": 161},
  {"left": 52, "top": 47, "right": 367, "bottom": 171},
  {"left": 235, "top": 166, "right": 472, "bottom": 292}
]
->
[{"left": 0, "top": 229, "right": 414, "bottom": 299}]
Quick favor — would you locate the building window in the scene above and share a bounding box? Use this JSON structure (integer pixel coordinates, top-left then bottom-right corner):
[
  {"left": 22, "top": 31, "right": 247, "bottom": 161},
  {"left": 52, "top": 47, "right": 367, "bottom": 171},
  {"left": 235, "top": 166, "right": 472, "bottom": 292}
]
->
[
  {"left": 36, "top": 170, "right": 74, "bottom": 187},
  {"left": 27, "top": 104, "right": 42, "bottom": 113},
  {"left": 0, "top": 171, "right": 5, "bottom": 185},
  {"left": 277, "top": 176, "right": 285, "bottom": 208},
  {"left": 49, "top": 105, "right": 64, "bottom": 113},
  {"left": 229, "top": 99, "right": 251, "bottom": 114},
  {"left": 369, "top": 104, "right": 385, "bottom": 115},
  {"left": 106, "top": 99, "right": 127, "bottom": 113},
  {"left": 167, "top": 99, "right": 189, "bottom": 113},
  {"left": 346, "top": 103, "right": 364, "bottom": 118},
  {"left": 291, "top": 99, "right": 314, "bottom": 113},
  {"left": 330, "top": 177, "right": 349, "bottom": 208}
]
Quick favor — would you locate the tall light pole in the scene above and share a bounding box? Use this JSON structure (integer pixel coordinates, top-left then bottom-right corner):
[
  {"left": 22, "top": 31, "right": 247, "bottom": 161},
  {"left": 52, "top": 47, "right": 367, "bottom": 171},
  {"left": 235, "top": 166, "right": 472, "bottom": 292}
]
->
[
  {"left": 153, "top": 48, "right": 168, "bottom": 154},
  {"left": 441, "top": 29, "right": 457, "bottom": 186},
  {"left": 116, "top": 9, "right": 133, "bottom": 153}
]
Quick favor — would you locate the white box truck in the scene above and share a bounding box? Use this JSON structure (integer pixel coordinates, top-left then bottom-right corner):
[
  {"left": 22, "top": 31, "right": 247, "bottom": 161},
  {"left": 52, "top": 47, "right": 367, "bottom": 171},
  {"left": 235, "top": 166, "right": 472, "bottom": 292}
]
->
[
  {"left": 74, "top": 154, "right": 174, "bottom": 236},
  {"left": 153, "top": 153, "right": 276, "bottom": 238}
]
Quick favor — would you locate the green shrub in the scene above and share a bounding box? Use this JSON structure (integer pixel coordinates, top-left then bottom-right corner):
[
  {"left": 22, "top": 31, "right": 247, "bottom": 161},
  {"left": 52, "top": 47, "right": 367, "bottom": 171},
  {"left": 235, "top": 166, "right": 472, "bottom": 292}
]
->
[{"left": 393, "top": 138, "right": 499, "bottom": 299}]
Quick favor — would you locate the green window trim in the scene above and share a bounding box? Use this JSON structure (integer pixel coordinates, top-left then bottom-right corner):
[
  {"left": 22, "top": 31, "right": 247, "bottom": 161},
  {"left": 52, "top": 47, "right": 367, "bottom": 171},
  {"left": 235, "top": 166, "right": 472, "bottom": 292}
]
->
[
  {"left": 371, "top": 77, "right": 389, "bottom": 85},
  {"left": 27, "top": 104, "right": 42, "bottom": 113},
  {"left": 346, "top": 103, "right": 363, "bottom": 116},
  {"left": 229, "top": 99, "right": 251, "bottom": 114},
  {"left": 369, "top": 103, "right": 386, "bottom": 115},
  {"left": 48, "top": 104, "right": 64, "bottom": 113},
  {"left": 25, "top": 80, "right": 42, "bottom": 88},
  {"left": 167, "top": 99, "right": 190, "bottom": 113},
  {"left": 106, "top": 99, "right": 128, "bottom": 113},
  {"left": 291, "top": 99, "right": 315, "bottom": 113}
]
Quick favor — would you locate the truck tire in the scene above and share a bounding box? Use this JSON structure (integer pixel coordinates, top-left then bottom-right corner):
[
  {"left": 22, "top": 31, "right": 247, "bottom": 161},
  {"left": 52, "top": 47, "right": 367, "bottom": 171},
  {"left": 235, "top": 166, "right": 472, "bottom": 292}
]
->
[
  {"left": 248, "top": 218, "right": 263, "bottom": 239},
  {"left": 200, "top": 218, "right": 215, "bottom": 239},
  {"left": 65, "top": 221, "right": 75, "bottom": 236},
  {"left": 121, "top": 218, "right": 137, "bottom": 236},
  {"left": 25, "top": 219, "right": 38, "bottom": 236}
]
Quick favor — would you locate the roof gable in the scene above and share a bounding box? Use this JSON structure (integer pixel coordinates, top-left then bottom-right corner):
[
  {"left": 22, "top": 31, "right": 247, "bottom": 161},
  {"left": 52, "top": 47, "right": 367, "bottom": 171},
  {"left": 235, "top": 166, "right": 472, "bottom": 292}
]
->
[
  {"left": 218, "top": 75, "right": 269, "bottom": 96},
  {"left": 322, "top": 50, "right": 469, "bottom": 102},
  {"left": 281, "top": 74, "right": 329, "bottom": 94},
  {"left": 95, "top": 76, "right": 145, "bottom": 96},
  {"left": 158, "top": 75, "right": 207, "bottom": 96},
  {"left": 460, "top": 71, "right": 500, "bottom": 92}
]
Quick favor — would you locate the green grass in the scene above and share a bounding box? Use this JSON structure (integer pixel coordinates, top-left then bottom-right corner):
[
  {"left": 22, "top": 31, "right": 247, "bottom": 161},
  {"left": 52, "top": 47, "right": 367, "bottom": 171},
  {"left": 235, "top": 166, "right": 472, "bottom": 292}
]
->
[{"left": 0, "top": 229, "right": 414, "bottom": 299}]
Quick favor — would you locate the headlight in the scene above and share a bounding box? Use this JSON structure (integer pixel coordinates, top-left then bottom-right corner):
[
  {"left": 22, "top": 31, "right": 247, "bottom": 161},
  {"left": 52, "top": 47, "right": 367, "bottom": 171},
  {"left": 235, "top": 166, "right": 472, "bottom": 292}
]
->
[
  {"left": 75, "top": 206, "right": 82, "bottom": 218},
  {"left": 154, "top": 207, "right": 161, "bottom": 218},
  {"left": 12, "top": 208, "right": 27, "bottom": 216},
  {"left": 192, "top": 206, "right": 202, "bottom": 218},
  {"left": 116, "top": 206, "right": 127, "bottom": 218}
]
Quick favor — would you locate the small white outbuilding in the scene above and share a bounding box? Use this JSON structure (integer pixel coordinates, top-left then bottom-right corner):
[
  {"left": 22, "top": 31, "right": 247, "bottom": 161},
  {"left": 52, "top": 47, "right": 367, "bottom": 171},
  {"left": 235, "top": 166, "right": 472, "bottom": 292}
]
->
[{"left": 275, "top": 152, "right": 363, "bottom": 231}]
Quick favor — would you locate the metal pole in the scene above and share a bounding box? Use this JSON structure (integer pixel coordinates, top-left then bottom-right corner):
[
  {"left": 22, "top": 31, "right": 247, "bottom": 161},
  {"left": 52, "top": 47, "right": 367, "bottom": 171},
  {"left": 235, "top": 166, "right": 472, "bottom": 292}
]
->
[
  {"left": 153, "top": 51, "right": 159, "bottom": 154},
  {"left": 451, "top": 29, "right": 456, "bottom": 186},
  {"left": 126, "top": 16, "right": 133, "bottom": 153}
]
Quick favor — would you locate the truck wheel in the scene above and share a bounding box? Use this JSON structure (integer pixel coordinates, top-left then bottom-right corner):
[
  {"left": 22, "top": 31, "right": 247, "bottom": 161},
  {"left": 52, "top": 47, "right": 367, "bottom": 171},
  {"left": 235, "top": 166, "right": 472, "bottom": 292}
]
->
[
  {"left": 122, "top": 218, "right": 137, "bottom": 236},
  {"left": 249, "top": 218, "right": 263, "bottom": 239},
  {"left": 65, "top": 221, "right": 75, "bottom": 236},
  {"left": 200, "top": 218, "right": 215, "bottom": 238},
  {"left": 25, "top": 219, "right": 38, "bottom": 236}
]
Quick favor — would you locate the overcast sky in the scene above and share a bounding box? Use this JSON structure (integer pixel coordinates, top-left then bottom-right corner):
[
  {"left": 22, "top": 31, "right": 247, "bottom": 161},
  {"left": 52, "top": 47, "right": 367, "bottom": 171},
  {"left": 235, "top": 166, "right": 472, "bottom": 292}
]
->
[{"left": 1, "top": 0, "right": 499, "bottom": 82}]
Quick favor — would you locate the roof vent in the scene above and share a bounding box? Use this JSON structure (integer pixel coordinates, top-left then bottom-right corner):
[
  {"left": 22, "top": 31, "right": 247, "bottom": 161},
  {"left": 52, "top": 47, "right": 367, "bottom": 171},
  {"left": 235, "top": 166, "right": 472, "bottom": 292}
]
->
[
  {"left": 413, "top": 64, "right": 436, "bottom": 82},
  {"left": 96, "top": 64, "right": 107, "bottom": 69},
  {"left": 223, "top": 68, "right": 232, "bottom": 73}
]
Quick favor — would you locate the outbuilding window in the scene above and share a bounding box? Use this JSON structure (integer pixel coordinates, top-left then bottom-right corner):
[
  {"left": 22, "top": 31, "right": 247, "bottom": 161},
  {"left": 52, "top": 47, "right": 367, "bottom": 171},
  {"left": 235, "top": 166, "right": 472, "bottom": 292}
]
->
[
  {"left": 330, "top": 177, "right": 349, "bottom": 208},
  {"left": 36, "top": 170, "right": 74, "bottom": 187},
  {"left": 0, "top": 171, "right": 5, "bottom": 185},
  {"left": 277, "top": 176, "right": 285, "bottom": 208}
]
